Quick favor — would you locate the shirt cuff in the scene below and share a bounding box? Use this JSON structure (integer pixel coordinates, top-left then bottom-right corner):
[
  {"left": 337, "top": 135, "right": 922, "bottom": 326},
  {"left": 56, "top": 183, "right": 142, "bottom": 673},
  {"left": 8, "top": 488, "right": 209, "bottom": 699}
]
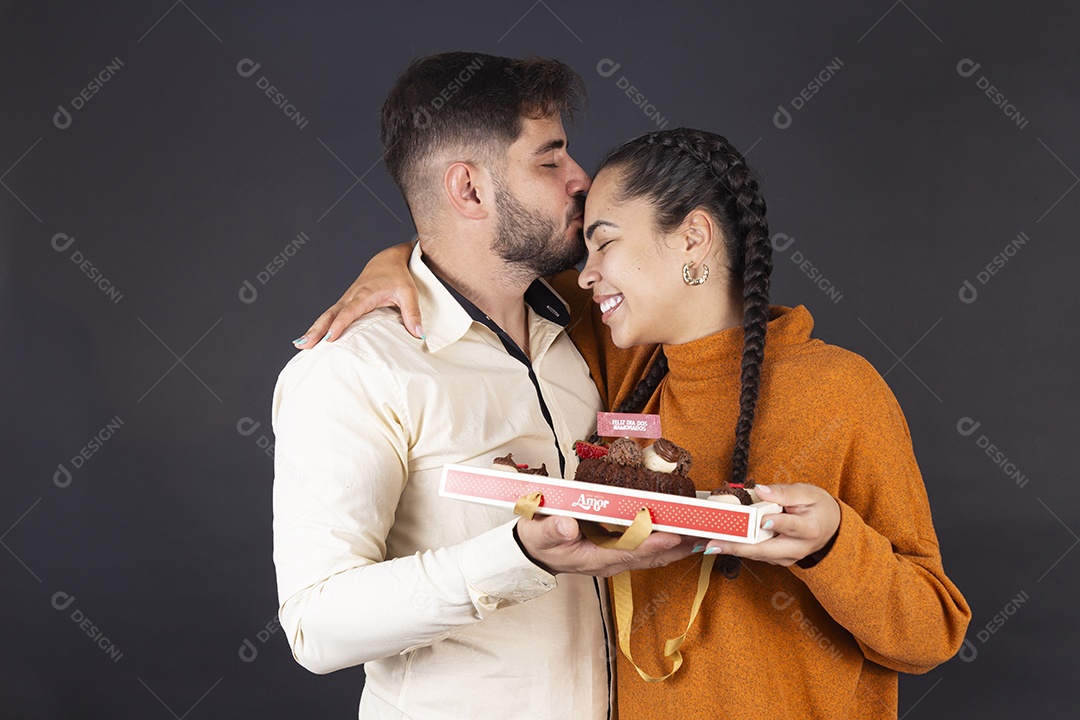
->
[{"left": 458, "top": 520, "right": 558, "bottom": 618}]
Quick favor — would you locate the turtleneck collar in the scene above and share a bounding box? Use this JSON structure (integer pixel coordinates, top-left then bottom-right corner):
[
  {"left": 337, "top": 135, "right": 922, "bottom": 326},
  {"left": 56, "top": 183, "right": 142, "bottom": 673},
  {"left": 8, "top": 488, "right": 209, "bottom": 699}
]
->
[{"left": 662, "top": 305, "right": 815, "bottom": 383}]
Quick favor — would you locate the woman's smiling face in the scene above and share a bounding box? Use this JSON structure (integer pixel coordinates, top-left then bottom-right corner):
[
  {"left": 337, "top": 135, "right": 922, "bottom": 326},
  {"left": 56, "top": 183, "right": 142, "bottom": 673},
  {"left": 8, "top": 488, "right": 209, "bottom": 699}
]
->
[{"left": 578, "top": 168, "right": 720, "bottom": 348}]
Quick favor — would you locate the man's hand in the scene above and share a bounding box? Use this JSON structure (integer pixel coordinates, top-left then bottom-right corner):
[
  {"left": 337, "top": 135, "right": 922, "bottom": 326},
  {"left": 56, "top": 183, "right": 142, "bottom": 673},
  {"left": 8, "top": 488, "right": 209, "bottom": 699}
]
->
[
  {"left": 516, "top": 514, "right": 696, "bottom": 578},
  {"left": 293, "top": 242, "right": 424, "bottom": 348},
  {"left": 702, "top": 484, "right": 841, "bottom": 567}
]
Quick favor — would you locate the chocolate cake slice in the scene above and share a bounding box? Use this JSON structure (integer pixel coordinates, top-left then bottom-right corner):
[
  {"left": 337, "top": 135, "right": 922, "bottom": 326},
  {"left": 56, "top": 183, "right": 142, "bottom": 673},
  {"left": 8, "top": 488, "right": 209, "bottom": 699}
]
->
[{"left": 574, "top": 437, "right": 696, "bottom": 497}]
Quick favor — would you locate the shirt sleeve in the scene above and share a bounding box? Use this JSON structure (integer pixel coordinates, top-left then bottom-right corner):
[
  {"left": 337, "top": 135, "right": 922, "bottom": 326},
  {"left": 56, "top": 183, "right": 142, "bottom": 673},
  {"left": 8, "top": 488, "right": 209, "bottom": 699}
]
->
[
  {"left": 271, "top": 339, "right": 557, "bottom": 675},
  {"left": 789, "top": 366, "right": 972, "bottom": 674}
]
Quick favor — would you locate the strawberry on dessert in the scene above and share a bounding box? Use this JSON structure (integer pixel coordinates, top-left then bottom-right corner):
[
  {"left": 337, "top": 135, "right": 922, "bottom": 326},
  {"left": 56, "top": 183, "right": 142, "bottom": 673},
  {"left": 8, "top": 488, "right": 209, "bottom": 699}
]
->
[{"left": 574, "top": 440, "right": 609, "bottom": 460}]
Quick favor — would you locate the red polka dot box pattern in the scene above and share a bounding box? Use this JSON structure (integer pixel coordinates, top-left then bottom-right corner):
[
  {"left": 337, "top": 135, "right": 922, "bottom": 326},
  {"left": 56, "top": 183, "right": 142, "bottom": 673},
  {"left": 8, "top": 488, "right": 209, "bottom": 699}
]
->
[{"left": 439, "top": 464, "right": 781, "bottom": 544}]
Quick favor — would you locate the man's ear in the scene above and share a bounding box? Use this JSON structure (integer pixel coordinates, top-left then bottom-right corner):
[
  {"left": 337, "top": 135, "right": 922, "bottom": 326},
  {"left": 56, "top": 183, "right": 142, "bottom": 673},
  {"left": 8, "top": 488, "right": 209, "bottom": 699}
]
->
[
  {"left": 444, "top": 162, "right": 490, "bottom": 220},
  {"left": 681, "top": 208, "right": 720, "bottom": 265}
]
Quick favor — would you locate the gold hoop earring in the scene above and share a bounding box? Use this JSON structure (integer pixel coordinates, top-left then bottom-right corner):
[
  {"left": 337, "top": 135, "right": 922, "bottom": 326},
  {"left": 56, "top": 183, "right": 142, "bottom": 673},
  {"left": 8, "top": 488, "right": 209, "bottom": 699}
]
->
[{"left": 683, "top": 262, "right": 709, "bottom": 286}]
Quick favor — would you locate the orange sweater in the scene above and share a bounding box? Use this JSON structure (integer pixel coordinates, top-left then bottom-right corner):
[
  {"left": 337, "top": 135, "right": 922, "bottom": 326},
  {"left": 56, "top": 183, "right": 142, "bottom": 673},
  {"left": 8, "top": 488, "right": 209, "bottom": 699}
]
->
[{"left": 550, "top": 272, "right": 971, "bottom": 720}]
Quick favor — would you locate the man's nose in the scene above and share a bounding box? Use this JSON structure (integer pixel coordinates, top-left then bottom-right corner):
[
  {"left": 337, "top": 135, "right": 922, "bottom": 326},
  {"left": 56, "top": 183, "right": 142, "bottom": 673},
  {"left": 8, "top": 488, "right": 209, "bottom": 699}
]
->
[{"left": 566, "top": 156, "right": 591, "bottom": 195}]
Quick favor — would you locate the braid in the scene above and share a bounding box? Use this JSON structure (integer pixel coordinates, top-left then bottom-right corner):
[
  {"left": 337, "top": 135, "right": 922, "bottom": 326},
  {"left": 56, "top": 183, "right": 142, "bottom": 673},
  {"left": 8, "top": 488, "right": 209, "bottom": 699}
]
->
[
  {"left": 724, "top": 160, "right": 772, "bottom": 489},
  {"left": 633, "top": 130, "right": 772, "bottom": 490},
  {"left": 594, "top": 130, "right": 773, "bottom": 582},
  {"left": 615, "top": 349, "right": 668, "bottom": 414}
]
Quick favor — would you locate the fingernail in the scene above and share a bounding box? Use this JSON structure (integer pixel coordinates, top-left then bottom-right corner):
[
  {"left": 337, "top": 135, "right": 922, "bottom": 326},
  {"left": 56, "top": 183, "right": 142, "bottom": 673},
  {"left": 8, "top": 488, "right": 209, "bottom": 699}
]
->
[
  {"left": 763, "top": 520, "right": 774, "bottom": 530},
  {"left": 292, "top": 336, "right": 309, "bottom": 345},
  {"left": 414, "top": 324, "right": 425, "bottom": 338},
  {"left": 323, "top": 331, "right": 332, "bottom": 341},
  {"left": 692, "top": 544, "right": 705, "bottom": 553},
  {"left": 756, "top": 485, "right": 772, "bottom": 494},
  {"left": 704, "top": 547, "right": 722, "bottom": 555},
  {"left": 420, "top": 334, "right": 427, "bottom": 340}
]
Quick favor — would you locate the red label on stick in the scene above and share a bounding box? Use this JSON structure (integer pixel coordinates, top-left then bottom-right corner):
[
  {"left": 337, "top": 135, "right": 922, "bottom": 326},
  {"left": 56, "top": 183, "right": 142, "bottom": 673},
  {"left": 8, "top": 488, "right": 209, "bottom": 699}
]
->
[{"left": 596, "top": 412, "right": 662, "bottom": 439}]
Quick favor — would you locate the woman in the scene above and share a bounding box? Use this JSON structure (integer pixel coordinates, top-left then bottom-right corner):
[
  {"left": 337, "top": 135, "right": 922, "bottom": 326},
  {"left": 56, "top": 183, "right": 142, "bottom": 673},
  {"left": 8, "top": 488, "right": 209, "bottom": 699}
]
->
[{"left": 296, "top": 128, "right": 970, "bottom": 718}]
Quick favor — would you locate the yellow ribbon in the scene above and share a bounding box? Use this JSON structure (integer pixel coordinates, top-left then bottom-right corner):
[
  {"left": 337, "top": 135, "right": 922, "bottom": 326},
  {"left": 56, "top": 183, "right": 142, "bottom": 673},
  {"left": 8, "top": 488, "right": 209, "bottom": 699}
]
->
[
  {"left": 513, "top": 492, "right": 544, "bottom": 520},
  {"left": 513, "top": 492, "right": 714, "bottom": 682},
  {"left": 612, "top": 554, "right": 715, "bottom": 683}
]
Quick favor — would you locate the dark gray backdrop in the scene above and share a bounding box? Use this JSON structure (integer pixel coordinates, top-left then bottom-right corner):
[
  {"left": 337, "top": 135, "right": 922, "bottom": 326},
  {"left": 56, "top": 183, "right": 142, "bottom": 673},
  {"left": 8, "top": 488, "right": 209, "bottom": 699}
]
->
[{"left": 3, "top": 1, "right": 1077, "bottom": 717}]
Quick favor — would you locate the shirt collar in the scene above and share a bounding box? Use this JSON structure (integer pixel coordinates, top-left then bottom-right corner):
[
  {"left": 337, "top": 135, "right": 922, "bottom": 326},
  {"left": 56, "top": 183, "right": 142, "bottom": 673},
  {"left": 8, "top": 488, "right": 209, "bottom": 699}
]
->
[{"left": 411, "top": 243, "right": 571, "bottom": 354}]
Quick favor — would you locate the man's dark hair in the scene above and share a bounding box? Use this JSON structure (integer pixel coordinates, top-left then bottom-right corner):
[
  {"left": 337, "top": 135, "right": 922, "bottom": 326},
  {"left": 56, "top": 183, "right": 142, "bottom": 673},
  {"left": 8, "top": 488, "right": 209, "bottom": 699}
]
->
[{"left": 381, "top": 52, "right": 584, "bottom": 216}]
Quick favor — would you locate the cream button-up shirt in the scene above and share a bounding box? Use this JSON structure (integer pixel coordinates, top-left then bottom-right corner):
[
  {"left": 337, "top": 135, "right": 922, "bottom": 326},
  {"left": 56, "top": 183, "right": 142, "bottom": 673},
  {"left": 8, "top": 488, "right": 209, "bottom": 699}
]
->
[{"left": 272, "top": 244, "right": 610, "bottom": 719}]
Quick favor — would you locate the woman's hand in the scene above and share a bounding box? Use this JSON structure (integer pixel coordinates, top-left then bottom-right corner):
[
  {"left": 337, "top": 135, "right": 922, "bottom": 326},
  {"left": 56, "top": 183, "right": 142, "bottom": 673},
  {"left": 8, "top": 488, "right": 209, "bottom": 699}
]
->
[
  {"left": 702, "top": 484, "right": 841, "bottom": 567},
  {"left": 293, "top": 242, "right": 424, "bottom": 348}
]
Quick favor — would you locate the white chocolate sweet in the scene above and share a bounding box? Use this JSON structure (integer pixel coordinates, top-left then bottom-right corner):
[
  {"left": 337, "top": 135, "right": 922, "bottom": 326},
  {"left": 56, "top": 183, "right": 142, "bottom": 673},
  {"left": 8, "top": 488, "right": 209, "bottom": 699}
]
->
[
  {"left": 707, "top": 492, "right": 742, "bottom": 505},
  {"left": 642, "top": 444, "right": 678, "bottom": 473}
]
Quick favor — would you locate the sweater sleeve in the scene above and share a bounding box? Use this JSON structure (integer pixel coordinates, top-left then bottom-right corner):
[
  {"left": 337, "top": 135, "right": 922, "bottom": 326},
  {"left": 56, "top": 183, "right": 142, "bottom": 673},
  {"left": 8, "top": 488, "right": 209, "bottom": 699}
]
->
[
  {"left": 547, "top": 270, "right": 659, "bottom": 412},
  {"left": 789, "top": 362, "right": 971, "bottom": 674}
]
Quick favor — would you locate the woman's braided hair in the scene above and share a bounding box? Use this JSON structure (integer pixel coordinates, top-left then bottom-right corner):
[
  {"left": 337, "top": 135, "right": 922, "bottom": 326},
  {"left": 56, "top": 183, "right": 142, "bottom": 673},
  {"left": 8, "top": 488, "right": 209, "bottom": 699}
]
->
[{"left": 603, "top": 129, "right": 773, "bottom": 574}]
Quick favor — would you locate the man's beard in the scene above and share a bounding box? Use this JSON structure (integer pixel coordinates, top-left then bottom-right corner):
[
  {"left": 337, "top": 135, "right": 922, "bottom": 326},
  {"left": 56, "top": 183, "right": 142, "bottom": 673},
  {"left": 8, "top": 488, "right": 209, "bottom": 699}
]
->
[{"left": 492, "top": 177, "right": 585, "bottom": 282}]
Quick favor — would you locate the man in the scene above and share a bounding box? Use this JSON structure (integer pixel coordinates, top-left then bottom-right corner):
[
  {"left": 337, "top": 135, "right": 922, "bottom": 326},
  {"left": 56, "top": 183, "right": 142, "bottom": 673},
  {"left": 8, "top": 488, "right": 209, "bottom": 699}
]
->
[{"left": 273, "top": 52, "right": 691, "bottom": 720}]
